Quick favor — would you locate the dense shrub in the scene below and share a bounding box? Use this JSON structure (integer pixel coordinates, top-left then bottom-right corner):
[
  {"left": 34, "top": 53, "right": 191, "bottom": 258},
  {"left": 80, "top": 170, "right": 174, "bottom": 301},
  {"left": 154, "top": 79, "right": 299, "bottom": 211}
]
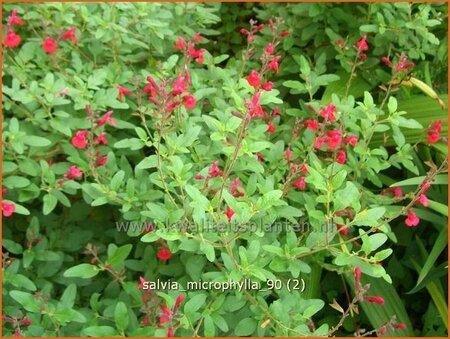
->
[{"left": 2, "top": 3, "right": 448, "bottom": 337}]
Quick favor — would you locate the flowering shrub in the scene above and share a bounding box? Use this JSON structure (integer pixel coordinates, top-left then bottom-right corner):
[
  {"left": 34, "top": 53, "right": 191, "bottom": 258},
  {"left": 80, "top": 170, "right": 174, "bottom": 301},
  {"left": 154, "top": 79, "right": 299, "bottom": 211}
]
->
[{"left": 2, "top": 3, "right": 448, "bottom": 337}]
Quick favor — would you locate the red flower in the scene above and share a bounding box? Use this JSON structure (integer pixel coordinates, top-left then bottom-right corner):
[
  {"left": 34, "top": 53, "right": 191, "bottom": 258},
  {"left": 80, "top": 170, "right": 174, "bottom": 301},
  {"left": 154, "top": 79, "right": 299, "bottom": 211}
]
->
[
  {"left": 183, "top": 95, "right": 196, "bottom": 110},
  {"left": 248, "top": 92, "right": 265, "bottom": 118},
  {"left": 427, "top": 129, "right": 440, "bottom": 144},
  {"left": 337, "top": 224, "right": 348, "bottom": 236},
  {"left": 257, "top": 152, "right": 264, "bottom": 162},
  {"left": 395, "top": 323, "right": 407, "bottom": 330},
  {"left": 21, "top": 318, "right": 31, "bottom": 326},
  {"left": 247, "top": 70, "right": 261, "bottom": 88},
  {"left": 71, "top": 130, "right": 89, "bottom": 149},
  {"left": 344, "top": 135, "right": 358, "bottom": 147},
  {"left": 305, "top": 119, "right": 319, "bottom": 131},
  {"left": 116, "top": 85, "right": 131, "bottom": 101},
  {"left": 391, "top": 187, "right": 403, "bottom": 198},
  {"left": 208, "top": 161, "right": 223, "bottom": 178},
  {"left": 299, "top": 164, "right": 309, "bottom": 174},
  {"left": 354, "top": 267, "right": 362, "bottom": 284},
  {"left": 336, "top": 151, "right": 347, "bottom": 164},
  {"left": 261, "top": 81, "right": 273, "bottom": 91},
  {"left": 188, "top": 47, "right": 205, "bottom": 64},
  {"left": 416, "top": 194, "right": 429, "bottom": 207},
  {"left": 240, "top": 28, "right": 249, "bottom": 35},
  {"left": 366, "top": 296, "right": 384, "bottom": 305},
  {"left": 405, "top": 209, "right": 420, "bottom": 227},
  {"left": 380, "top": 56, "right": 392, "bottom": 67},
  {"left": 61, "top": 27, "right": 77, "bottom": 44},
  {"left": 8, "top": 9, "right": 24, "bottom": 26},
  {"left": 314, "top": 137, "right": 325, "bottom": 150},
  {"left": 96, "top": 155, "right": 108, "bottom": 167},
  {"left": 378, "top": 326, "right": 387, "bottom": 336},
  {"left": 319, "top": 103, "right": 336, "bottom": 122},
  {"left": 64, "top": 165, "right": 83, "bottom": 180},
  {"left": 265, "top": 43, "right": 274, "bottom": 55},
  {"left": 167, "top": 327, "right": 174, "bottom": 337},
  {"left": 230, "top": 178, "right": 244, "bottom": 197},
  {"left": 431, "top": 120, "right": 443, "bottom": 133},
  {"left": 96, "top": 111, "right": 116, "bottom": 127},
  {"left": 194, "top": 174, "right": 204, "bottom": 180},
  {"left": 292, "top": 177, "right": 306, "bottom": 190},
  {"left": 355, "top": 35, "right": 369, "bottom": 52},
  {"left": 325, "top": 130, "right": 342, "bottom": 151},
  {"left": 225, "top": 206, "right": 234, "bottom": 221},
  {"left": 175, "top": 295, "right": 185, "bottom": 308},
  {"left": 192, "top": 33, "right": 202, "bottom": 43},
  {"left": 159, "top": 304, "right": 172, "bottom": 323},
  {"left": 281, "top": 30, "right": 290, "bottom": 37},
  {"left": 4, "top": 29, "right": 21, "bottom": 48},
  {"left": 172, "top": 74, "right": 187, "bottom": 96},
  {"left": 268, "top": 56, "right": 281, "bottom": 73},
  {"left": 174, "top": 36, "right": 186, "bottom": 50},
  {"left": 266, "top": 122, "right": 276, "bottom": 134},
  {"left": 285, "top": 147, "right": 292, "bottom": 161},
  {"left": 157, "top": 247, "right": 172, "bottom": 261},
  {"left": 395, "top": 55, "right": 414, "bottom": 72},
  {"left": 42, "top": 37, "right": 58, "bottom": 54},
  {"left": 2, "top": 201, "right": 15, "bottom": 217},
  {"left": 95, "top": 132, "right": 108, "bottom": 145}
]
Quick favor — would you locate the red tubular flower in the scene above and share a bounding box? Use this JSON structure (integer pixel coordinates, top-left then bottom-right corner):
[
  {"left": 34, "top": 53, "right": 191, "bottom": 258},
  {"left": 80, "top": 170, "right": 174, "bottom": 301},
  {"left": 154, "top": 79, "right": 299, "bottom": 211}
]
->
[
  {"left": 21, "top": 318, "right": 31, "bottom": 326},
  {"left": 380, "top": 56, "right": 392, "bottom": 67},
  {"left": 71, "top": 130, "right": 89, "bottom": 149},
  {"left": 4, "top": 29, "right": 21, "bottom": 48},
  {"left": 336, "top": 224, "right": 348, "bottom": 236},
  {"left": 268, "top": 56, "right": 281, "bottom": 73},
  {"left": 257, "top": 152, "right": 264, "bottom": 162},
  {"left": 157, "top": 247, "right": 172, "bottom": 261},
  {"left": 292, "top": 177, "right": 306, "bottom": 190},
  {"left": 174, "top": 295, "right": 185, "bottom": 309},
  {"left": 395, "top": 323, "right": 407, "bottom": 330},
  {"left": 336, "top": 151, "right": 347, "bottom": 164},
  {"left": 116, "top": 85, "right": 131, "bottom": 101},
  {"left": 355, "top": 35, "right": 369, "bottom": 52},
  {"left": 230, "top": 178, "right": 244, "bottom": 197},
  {"left": 354, "top": 267, "right": 362, "bottom": 284},
  {"left": 192, "top": 32, "right": 202, "bottom": 43},
  {"left": 240, "top": 28, "right": 249, "bottom": 35},
  {"left": 395, "top": 55, "right": 414, "bottom": 73},
  {"left": 167, "top": 327, "right": 174, "bottom": 337},
  {"left": 225, "top": 206, "right": 234, "bottom": 221},
  {"left": 366, "top": 296, "right": 385, "bottom": 305},
  {"left": 174, "top": 36, "right": 186, "bottom": 50},
  {"left": 261, "top": 81, "right": 273, "bottom": 91},
  {"left": 299, "top": 164, "right": 309, "bottom": 174},
  {"left": 95, "top": 132, "right": 108, "bottom": 145},
  {"left": 194, "top": 174, "right": 204, "bottom": 180},
  {"left": 96, "top": 155, "right": 108, "bottom": 167},
  {"left": 248, "top": 92, "right": 264, "bottom": 117},
  {"left": 344, "top": 135, "right": 358, "bottom": 147},
  {"left": 314, "top": 137, "right": 325, "bottom": 150},
  {"left": 266, "top": 122, "right": 276, "bottom": 134},
  {"left": 2, "top": 201, "right": 15, "bottom": 217},
  {"left": 64, "top": 165, "right": 83, "bottom": 180},
  {"left": 325, "top": 130, "right": 342, "bottom": 151},
  {"left": 265, "top": 43, "right": 274, "bottom": 55},
  {"left": 61, "top": 27, "right": 77, "bottom": 44},
  {"left": 208, "top": 161, "right": 223, "bottom": 177},
  {"left": 427, "top": 129, "right": 440, "bottom": 144},
  {"left": 159, "top": 304, "right": 172, "bottom": 324},
  {"left": 416, "top": 194, "right": 429, "bottom": 207},
  {"left": 8, "top": 9, "right": 24, "bottom": 26},
  {"left": 247, "top": 70, "right": 261, "bottom": 88},
  {"left": 285, "top": 147, "right": 292, "bottom": 161},
  {"left": 319, "top": 103, "right": 336, "bottom": 122},
  {"left": 172, "top": 75, "right": 187, "bottom": 96},
  {"left": 305, "top": 119, "right": 319, "bottom": 131},
  {"left": 378, "top": 326, "right": 387, "bottom": 336},
  {"left": 391, "top": 187, "right": 403, "bottom": 198},
  {"left": 42, "top": 37, "right": 58, "bottom": 54},
  {"left": 96, "top": 111, "right": 116, "bottom": 127},
  {"left": 281, "top": 30, "right": 290, "bottom": 37},
  {"left": 183, "top": 95, "right": 196, "bottom": 110},
  {"left": 405, "top": 209, "right": 420, "bottom": 227}
]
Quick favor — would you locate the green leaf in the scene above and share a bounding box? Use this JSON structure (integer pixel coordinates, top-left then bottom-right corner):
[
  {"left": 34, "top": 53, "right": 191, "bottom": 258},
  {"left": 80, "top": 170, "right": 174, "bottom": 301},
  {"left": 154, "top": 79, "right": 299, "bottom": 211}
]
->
[
  {"left": 9, "top": 291, "right": 41, "bottom": 312},
  {"left": 82, "top": 326, "right": 117, "bottom": 337},
  {"left": 59, "top": 284, "right": 77, "bottom": 309},
  {"left": 43, "top": 193, "right": 58, "bottom": 215},
  {"left": 108, "top": 244, "right": 133, "bottom": 266},
  {"left": 115, "top": 302, "right": 129, "bottom": 332},
  {"left": 352, "top": 207, "right": 385, "bottom": 226},
  {"left": 136, "top": 155, "right": 157, "bottom": 170},
  {"left": 200, "top": 242, "right": 215, "bottom": 262},
  {"left": 390, "top": 174, "right": 447, "bottom": 187},
  {"left": 64, "top": 263, "right": 99, "bottom": 279},
  {"left": 235, "top": 317, "right": 257, "bottom": 336},
  {"left": 184, "top": 293, "right": 207, "bottom": 313},
  {"left": 23, "top": 136, "right": 51, "bottom": 147}
]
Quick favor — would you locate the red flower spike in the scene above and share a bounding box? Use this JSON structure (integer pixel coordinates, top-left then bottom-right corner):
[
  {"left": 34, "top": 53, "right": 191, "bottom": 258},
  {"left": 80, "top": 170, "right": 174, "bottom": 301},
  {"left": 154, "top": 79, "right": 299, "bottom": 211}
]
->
[
  {"left": 355, "top": 35, "right": 369, "bottom": 52},
  {"left": 157, "top": 247, "right": 172, "bottom": 261},
  {"left": 325, "top": 130, "right": 342, "bottom": 151},
  {"left": 71, "top": 130, "right": 89, "bottom": 149},
  {"left": 366, "top": 296, "right": 385, "bottom": 305},
  {"left": 265, "top": 43, "right": 274, "bottom": 55},
  {"left": 172, "top": 75, "right": 187, "bottom": 96},
  {"left": 266, "top": 122, "right": 276, "bottom": 134},
  {"left": 4, "top": 29, "right": 21, "bottom": 48},
  {"left": 247, "top": 70, "right": 261, "bottom": 88},
  {"left": 2, "top": 201, "right": 15, "bottom": 217},
  {"left": 225, "top": 206, "right": 234, "bottom": 221},
  {"left": 116, "top": 85, "right": 131, "bottom": 101},
  {"left": 248, "top": 92, "right": 265, "bottom": 117},
  {"left": 405, "top": 209, "right": 420, "bottom": 227},
  {"left": 336, "top": 151, "right": 347, "bottom": 164},
  {"left": 268, "top": 56, "right": 281, "bottom": 73},
  {"left": 42, "top": 37, "right": 58, "bottom": 54},
  {"left": 64, "top": 165, "right": 83, "bottom": 180},
  {"left": 208, "top": 161, "right": 223, "bottom": 178},
  {"left": 183, "top": 95, "right": 196, "bottom": 110},
  {"left": 292, "top": 177, "right": 306, "bottom": 190},
  {"left": 175, "top": 295, "right": 185, "bottom": 308}
]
